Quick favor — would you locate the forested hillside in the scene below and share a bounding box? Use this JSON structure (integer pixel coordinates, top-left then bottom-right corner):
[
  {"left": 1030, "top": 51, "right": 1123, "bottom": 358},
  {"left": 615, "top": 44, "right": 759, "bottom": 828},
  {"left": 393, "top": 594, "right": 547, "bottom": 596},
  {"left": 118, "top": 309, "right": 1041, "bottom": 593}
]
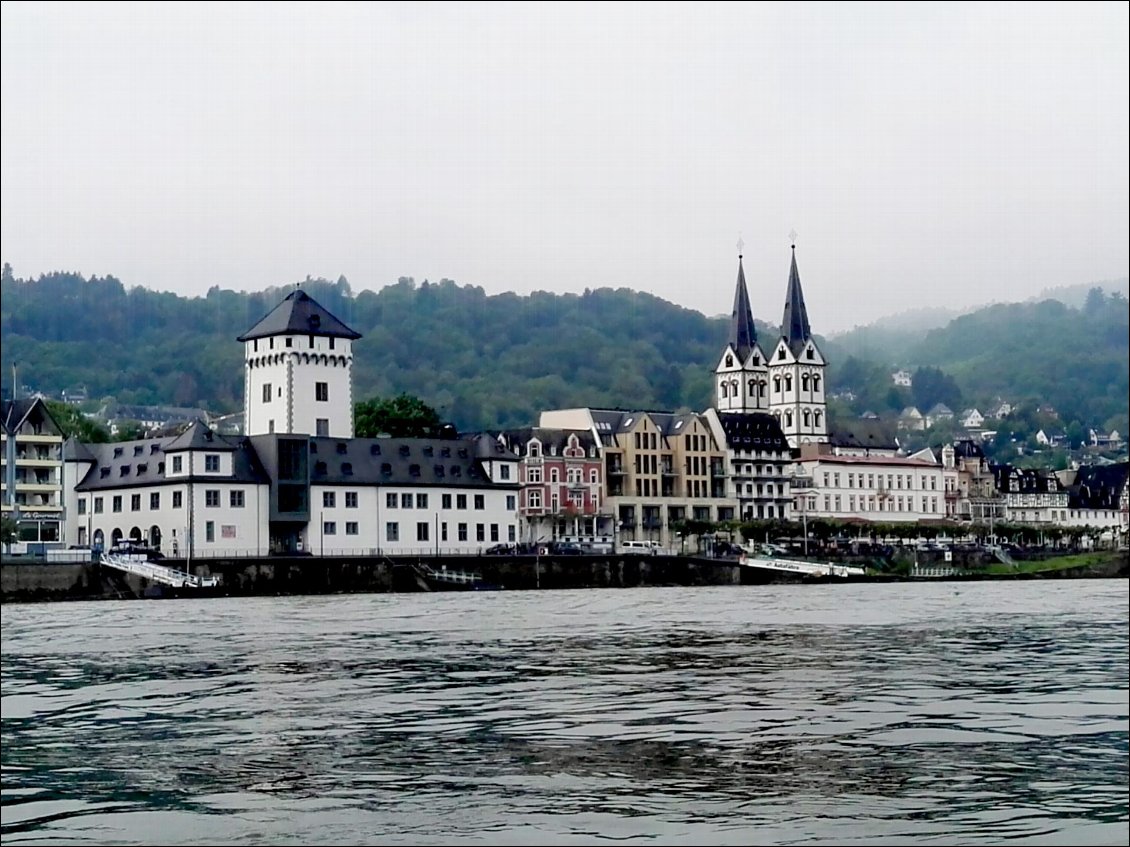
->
[{"left": 1, "top": 265, "right": 1126, "bottom": 436}]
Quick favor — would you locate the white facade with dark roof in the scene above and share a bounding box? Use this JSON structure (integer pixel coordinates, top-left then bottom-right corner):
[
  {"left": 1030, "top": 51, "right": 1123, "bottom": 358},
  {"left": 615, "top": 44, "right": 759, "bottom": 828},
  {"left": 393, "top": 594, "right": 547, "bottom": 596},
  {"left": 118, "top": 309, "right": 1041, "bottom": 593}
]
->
[
  {"left": 714, "top": 255, "right": 770, "bottom": 414},
  {"left": 240, "top": 289, "right": 361, "bottom": 439},
  {"left": 2, "top": 398, "right": 66, "bottom": 544},
  {"left": 768, "top": 246, "right": 828, "bottom": 447},
  {"left": 61, "top": 290, "right": 519, "bottom": 557}
]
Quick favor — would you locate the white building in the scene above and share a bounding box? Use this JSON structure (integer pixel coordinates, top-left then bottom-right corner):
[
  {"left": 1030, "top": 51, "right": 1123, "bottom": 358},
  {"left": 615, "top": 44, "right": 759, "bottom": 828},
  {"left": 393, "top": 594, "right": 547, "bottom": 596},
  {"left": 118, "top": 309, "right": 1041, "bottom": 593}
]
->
[
  {"left": 62, "top": 289, "right": 519, "bottom": 557},
  {"left": 2, "top": 398, "right": 66, "bottom": 545},
  {"left": 891, "top": 369, "right": 913, "bottom": 387},
  {"left": 793, "top": 448, "right": 947, "bottom": 523}
]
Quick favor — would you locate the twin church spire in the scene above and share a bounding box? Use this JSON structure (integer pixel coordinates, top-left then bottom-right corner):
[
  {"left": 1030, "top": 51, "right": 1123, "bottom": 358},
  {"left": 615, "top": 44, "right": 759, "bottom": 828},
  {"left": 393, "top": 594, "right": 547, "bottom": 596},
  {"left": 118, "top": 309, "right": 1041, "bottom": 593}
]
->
[{"left": 715, "top": 238, "right": 826, "bottom": 447}]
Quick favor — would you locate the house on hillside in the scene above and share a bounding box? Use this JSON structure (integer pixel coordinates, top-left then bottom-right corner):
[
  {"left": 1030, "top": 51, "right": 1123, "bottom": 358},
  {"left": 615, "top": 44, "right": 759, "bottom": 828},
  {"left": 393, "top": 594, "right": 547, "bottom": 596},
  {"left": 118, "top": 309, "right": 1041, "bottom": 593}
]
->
[
  {"left": 960, "top": 408, "right": 985, "bottom": 430},
  {"left": 891, "top": 369, "right": 913, "bottom": 387},
  {"left": 925, "top": 403, "right": 954, "bottom": 427},
  {"left": 898, "top": 406, "right": 925, "bottom": 431}
]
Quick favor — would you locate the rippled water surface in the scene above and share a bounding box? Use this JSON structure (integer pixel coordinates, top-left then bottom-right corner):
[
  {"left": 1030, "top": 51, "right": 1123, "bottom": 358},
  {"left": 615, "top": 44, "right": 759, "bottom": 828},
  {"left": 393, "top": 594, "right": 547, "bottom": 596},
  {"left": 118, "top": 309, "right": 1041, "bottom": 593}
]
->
[{"left": 2, "top": 582, "right": 1128, "bottom": 845}]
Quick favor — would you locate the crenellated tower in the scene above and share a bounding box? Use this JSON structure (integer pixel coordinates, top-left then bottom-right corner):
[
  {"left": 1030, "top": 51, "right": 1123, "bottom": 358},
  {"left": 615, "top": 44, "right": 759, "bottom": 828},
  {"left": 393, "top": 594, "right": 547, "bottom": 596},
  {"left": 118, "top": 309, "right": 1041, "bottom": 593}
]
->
[{"left": 239, "top": 289, "right": 362, "bottom": 438}]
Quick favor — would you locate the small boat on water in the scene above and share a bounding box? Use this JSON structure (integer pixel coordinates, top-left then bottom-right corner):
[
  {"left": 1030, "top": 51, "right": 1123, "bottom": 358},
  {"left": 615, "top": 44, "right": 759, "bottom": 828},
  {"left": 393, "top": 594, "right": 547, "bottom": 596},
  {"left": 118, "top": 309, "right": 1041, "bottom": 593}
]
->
[{"left": 397, "top": 561, "right": 503, "bottom": 592}]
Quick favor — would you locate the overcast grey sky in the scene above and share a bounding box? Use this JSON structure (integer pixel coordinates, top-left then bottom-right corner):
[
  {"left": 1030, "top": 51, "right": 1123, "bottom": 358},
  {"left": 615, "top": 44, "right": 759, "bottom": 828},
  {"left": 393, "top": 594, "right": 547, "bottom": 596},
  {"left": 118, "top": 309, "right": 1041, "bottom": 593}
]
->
[{"left": 2, "top": 2, "right": 1127, "bottom": 333}]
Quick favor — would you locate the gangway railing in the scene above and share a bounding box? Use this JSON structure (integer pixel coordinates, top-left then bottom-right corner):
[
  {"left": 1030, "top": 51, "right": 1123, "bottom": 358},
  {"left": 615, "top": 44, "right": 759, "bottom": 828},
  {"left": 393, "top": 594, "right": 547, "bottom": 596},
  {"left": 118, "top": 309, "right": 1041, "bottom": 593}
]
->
[
  {"left": 410, "top": 561, "right": 483, "bottom": 585},
  {"left": 100, "top": 553, "right": 220, "bottom": 588}
]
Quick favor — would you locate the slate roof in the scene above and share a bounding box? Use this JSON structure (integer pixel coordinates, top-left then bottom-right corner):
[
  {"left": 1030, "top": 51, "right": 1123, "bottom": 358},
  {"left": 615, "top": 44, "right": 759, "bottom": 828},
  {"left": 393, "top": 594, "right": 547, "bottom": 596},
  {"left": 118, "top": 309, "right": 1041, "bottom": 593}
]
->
[
  {"left": 953, "top": 439, "right": 986, "bottom": 460},
  {"left": 587, "top": 409, "right": 709, "bottom": 448},
  {"left": 780, "top": 246, "right": 813, "bottom": 356},
  {"left": 237, "top": 289, "right": 362, "bottom": 342},
  {"left": 992, "top": 464, "right": 1062, "bottom": 494},
  {"left": 2, "top": 397, "right": 62, "bottom": 436},
  {"left": 727, "top": 256, "right": 759, "bottom": 362},
  {"left": 715, "top": 412, "right": 791, "bottom": 453},
  {"left": 1068, "top": 462, "right": 1129, "bottom": 510},
  {"left": 165, "top": 420, "right": 237, "bottom": 452},
  {"left": 305, "top": 436, "right": 518, "bottom": 488},
  {"left": 62, "top": 437, "right": 97, "bottom": 463},
  {"left": 494, "top": 427, "right": 600, "bottom": 457},
  {"left": 828, "top": 419, "right": 899, "bottom": 451},
  {"left": 72, "top": 428, "right": 268, "bottom": 491}
]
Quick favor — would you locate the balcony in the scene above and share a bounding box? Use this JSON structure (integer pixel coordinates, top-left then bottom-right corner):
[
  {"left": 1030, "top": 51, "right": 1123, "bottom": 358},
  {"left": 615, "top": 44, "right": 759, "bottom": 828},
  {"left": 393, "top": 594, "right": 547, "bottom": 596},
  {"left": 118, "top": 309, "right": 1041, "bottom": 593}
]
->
[
  {"left": 661, "top": 464, "right": 678, "bottom": 477},
  {"left": 15, "top": 482, "right": 61, "bottom": 494},
  {"left": 606, "top": 465, "right": 627, "bottom": 476},
  {"left": 14, "top": 456, "right": 59, "bottom": 467},
  {"left": 14, "top": 433, "right": 63, "bottom": 444},
  {"left": 709, "top": 462, "right": 727, "bottom": 477}
]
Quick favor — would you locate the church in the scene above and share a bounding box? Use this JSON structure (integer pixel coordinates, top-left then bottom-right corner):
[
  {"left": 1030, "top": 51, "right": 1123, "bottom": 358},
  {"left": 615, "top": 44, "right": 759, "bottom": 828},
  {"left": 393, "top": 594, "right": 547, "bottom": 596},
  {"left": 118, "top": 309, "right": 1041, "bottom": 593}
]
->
[{"left": 62, "top": 290, "right": 521, "bottom": 558}]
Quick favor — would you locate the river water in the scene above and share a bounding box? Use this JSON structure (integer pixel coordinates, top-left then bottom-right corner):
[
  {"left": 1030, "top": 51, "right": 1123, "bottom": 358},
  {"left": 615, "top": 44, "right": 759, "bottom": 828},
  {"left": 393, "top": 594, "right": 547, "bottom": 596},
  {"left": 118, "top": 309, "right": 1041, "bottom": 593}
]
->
[{"left": 2, "top": 581, "right": 1127, "bottom": 845}]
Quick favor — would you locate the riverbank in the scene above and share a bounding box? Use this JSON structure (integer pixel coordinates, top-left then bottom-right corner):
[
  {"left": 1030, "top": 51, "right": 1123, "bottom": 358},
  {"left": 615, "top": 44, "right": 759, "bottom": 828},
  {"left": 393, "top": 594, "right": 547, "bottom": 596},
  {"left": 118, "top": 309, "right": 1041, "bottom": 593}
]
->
[{"left": 1, "top": 549, "right": 1125, "bottom": 603}]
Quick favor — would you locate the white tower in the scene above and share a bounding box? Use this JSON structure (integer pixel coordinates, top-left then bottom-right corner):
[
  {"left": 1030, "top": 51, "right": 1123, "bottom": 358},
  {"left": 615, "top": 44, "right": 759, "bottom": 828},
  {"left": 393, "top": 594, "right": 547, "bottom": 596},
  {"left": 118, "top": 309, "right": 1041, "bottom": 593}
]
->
[
  {"left": 714, "top": 251, "right": 769, "bottom": 413},
  {"left": 768, "top": 245, "right": 827, "bottom": 447},
  {"left": 239, "top": 289, "right": 361, "bottom": 438}
]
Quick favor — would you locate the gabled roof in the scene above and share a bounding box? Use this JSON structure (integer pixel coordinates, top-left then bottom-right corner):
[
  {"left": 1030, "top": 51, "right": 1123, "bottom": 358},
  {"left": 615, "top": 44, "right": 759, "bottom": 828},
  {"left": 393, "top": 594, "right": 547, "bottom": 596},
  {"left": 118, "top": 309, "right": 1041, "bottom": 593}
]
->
[
  {"left": 1068, "top": 462, "right": 1129, "bottom": 510},
  {"left": 727, "top": 256, "right": 758, "bottom": 363},
  {"left": 780, "top": 246, "right": 813, "bottom": 356},
  {"left": 1, "top": 397, "right": 63, "bottom": 436},
  {"left": 165, "top": 420, "right": 236, "bottom": 452},
  {"left": 62, "top": 436, "right": 97, "bottom": 463},
  {"left": 494, "top": 427, "right": 600, "bottom": 457},
  {"left": 237, "top": 289, "right": 361, "bottom": 342}
]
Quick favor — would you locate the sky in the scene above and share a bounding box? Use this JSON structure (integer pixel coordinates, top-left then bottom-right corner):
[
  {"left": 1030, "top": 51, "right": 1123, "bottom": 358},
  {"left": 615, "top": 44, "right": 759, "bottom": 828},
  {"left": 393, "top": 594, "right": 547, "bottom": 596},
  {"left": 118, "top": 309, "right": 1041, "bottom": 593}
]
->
[{"left": 2, "top": 2, "right": 1127, "bottom": 334}]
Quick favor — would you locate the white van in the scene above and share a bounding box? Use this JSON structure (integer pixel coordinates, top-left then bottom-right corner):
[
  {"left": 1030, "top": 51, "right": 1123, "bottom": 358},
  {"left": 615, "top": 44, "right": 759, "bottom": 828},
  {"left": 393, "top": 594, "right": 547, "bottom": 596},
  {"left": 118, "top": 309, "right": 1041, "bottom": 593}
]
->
[{"left": 619, "top": 540, "right": 663, "bottom": 555}]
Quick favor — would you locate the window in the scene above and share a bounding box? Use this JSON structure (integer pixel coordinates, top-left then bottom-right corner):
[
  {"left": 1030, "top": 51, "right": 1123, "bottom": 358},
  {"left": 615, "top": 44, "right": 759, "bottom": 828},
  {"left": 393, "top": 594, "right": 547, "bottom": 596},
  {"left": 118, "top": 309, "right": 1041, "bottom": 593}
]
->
[
  {"left": 417, "top": 522, "right": 429, "bottom": 542},
  {"left": 346, "top": 521, "right": 358, "bottom": 535},
  {"left": 457, "top": 522, "right": 468, "bottom": 541},
  {"left": 323, "top": 491, "right": 336, "bottom": 508},
  {"left": 500, "top": 464, "right": 510, "bottom": 480},
  {"left": 316, "top": 419, "right": 329, "bottom": 437},
  {"left": 476, "top": 524, "right": 485, "bottom": 542},
  {"left": 329, "top": 337, "right": 335, "bottom": 350},
  {"left": 416, "top": 493, "right": 428, "bottom": 509},
  {"left": 457, "top": 494, "right": 467, "bottom": 509},
  {"left": 286, "top": 337, "right": 293, "bottom": 348},
  {"left": 94, "top": 496, "right": 104, "bottom": 514},
  {"left": 345, "top": 492, "right": 358, "bottom": 508},
  {"left": 150, "top": 492, "right": 160, "bottom": 510},
  {"left": 172, "top": 455, "right": 183, "bottom": 473},
  {"left": 474, "top": 494, "right": 485, "bottom": 510},
  {"left": 550, "top": 468, "right": 559, "bottom": 483},
  {"left": 506, "top": 495, "right": 516, "bottom": 511},
  {"left": 263, "top": 383, "right": 272, "bottom": 403},
  {"left": 316, "top": 382, "right": 329, "bottom": 402},
  {"left": 528, "top": 490, "right": 542, "bottom": 509},
  {"left": 441, "top": 522, "right": 448, "bottom": 541},
  {"left": 508, "top": 526, "right": 516, "bottom": 542},
  {"left": 230, "top": 490, "right": 245, "bottom": 508},
  {"left": 173, "top": 491, "right": 183, "bottom": 508},
  {"left": 206, "top": 521, "right": 215, "bottom": 542},
  {"left": 205, "top": 454, "right": 220, "bottom": 472},
  {"left": 386, "top": 522, "right": 400, "bottom": 542},
  {"left": 112, "top": 496, "right": 122, "bottom": 513},
  {"left": 527, "top": 467, "right": 542, "bottom": 483},
  {"left": 401, "top": 493, "right": 412, "bottom": 509},
  {"left": 386, "top": 492, "right": 397, "bottom": 508},
  {"left": 324, "top": 521, "right": 336, "bottom": 535},
  {"left": 490, "top": 524, "right": 499, "bottom": 542},
  {"left": 442, "top": 494, "right": 452, "bottom": 509},
  {"left": 78, "top": 498, "right": 87, "bottom": 516},
  {"left": 206, "top": 490, "right": 220, "bottom": 507}
]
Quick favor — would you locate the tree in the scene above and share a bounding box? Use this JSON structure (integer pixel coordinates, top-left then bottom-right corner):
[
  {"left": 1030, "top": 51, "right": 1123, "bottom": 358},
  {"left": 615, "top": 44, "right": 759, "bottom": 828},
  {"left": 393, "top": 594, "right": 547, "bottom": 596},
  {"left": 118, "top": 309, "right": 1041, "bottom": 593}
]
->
[
  {"left": 354, "top": 394, "right": 444, "bottom": 438},
  {"left": 44, "top": 400, "right": 110, "bottom": 443},
  {"left": 1, "top": 515, "right": 17, "bottom": 554}
]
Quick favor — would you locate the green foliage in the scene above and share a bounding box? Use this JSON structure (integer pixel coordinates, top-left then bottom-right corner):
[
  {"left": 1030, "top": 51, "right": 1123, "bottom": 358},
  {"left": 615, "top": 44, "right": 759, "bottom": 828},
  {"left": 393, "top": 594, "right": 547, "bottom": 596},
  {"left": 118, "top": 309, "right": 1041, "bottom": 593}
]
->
[
  {"left": 2, "top": 270, "right": 1127, "bottom": 436},
  {"left": 354, "top": 394, "right": 444, "bottom": 438},
  {"left": 0, "top": 514, "right": 17, "bottom": 552},
  {"left": 44, "top": 400, "right": 109, "bottom": 443}
]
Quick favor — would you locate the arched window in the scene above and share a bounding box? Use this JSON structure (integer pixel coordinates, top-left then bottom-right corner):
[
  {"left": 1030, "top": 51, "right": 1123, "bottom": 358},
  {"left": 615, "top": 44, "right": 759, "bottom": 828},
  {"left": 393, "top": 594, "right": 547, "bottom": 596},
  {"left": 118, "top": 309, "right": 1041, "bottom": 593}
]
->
[
  {"left": 773, "top": 376, "right": 782, "bottom": 393},
  {"left": 721, "top": 382, "right": 729, "bottom": 399},
  {"left": 801, "top": 373, "right": 810, "bottom": 391},
  {"left": 785, "top": 411, "right": 793, "bottom": 428},
  {"left": 803, "top": 409, "right": 811, "bottom": 426},
  {"left": 812, "top": 375, "right": 821, "bottom": 392},
  {"left": 814, "top": 410, "right": 822, "bottom": 427},
  {"left": 725, "top": 354, "right": 733, "bottom": 367},
  {"left": 759, "top": 381, "right": 767, "bottom": 398},
  {"left": 730, "top": 379, "right": 738, "bottom": 396},
  {"left": 748, "top": 379, "right": 756, "bottom": 396},
  {"left": 784, "top": 375, "right": 793, "bottom": 392}
]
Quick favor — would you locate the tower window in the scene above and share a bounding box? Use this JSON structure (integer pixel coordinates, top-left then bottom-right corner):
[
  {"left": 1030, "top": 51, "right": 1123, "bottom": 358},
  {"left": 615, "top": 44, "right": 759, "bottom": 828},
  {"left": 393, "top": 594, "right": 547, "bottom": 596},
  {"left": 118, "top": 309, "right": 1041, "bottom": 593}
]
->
[
  {"left": 778, "top": 348, "right": 785, "bottom": 360},
  {"left": 286, "top": 337, "right": 293, "bottom": 348},
  {"left": 807, "top": 348, "right": 814, "bottom": 360},
  {"left": 316, "top": 419, "right": 329, "bottom": 436},
  {"left": 316, "top": 382, "right": 328, "bottom": 402},
  {"left": 262, "top": 383, "right": 272, "bottom": 403}
]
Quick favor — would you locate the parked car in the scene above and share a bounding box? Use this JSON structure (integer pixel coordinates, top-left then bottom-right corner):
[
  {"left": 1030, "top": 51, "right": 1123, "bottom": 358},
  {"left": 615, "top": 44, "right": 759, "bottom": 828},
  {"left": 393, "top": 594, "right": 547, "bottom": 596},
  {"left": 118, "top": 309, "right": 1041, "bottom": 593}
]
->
[{"left": 484, "top": 544, "right": 515, "bottom": 555}]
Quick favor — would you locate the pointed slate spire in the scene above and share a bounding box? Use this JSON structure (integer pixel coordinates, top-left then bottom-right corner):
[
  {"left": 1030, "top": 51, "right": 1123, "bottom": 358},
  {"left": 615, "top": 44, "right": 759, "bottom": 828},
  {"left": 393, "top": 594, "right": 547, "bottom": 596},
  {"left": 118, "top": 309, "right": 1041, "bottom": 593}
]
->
[
  {"left": 781, "top": 244, "right": 812, "bottom": 355},
  {"left": 728, "top": 252, "right": 758, "bottom": 363}
]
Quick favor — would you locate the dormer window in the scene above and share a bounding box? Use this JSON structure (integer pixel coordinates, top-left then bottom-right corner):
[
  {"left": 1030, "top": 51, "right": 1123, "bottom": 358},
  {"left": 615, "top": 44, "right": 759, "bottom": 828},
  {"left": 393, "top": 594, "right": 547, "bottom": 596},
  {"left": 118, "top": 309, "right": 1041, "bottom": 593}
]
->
[
  {"left": 423, "top": 446, "right": 434, "bottom": 457},
  {"left": 529, "top": 442, "right": 540, "bottom": 457},
  {"left": 113, "top": 447, "right": 123, "bottom": 458},
  {"left": 370, "top": 443, "right": 381, "bottom": 455},
  {"left": 336, "top": 442, "right": 347, "bottom": 455},
  {"left": 150, "top": 444, "right": 160, "bottom": 454},
  {"left": 342, "top": 462, "right": 353, "bottom": 476},
  {"left": 399, "top": 445, "right": 410, "bottom": 457},
  {"left": 380, "top": 462, "right": 392, "bottom": 476},
  {"left": 441, "top": 447, "right": 451, "bottom": 458},
  {"left": 409, "top": 464, "right": 421, "bottom": 477},
  {"left": 435, "top": 465, "right": 445, "bottom": 477},
  {"left": 100, "top": 467, "right": 110, "bottom": 478},
  {"left": 133, "top": 445, "right": 143, "bottom": 456},
  {"left": 137, "top": 463, "right": 147, "bottom": 474},
  {"left": 451, "top": 466, "right": 462, "bottom": 477},
  {"left": 314, "top": 461, "right": 327, "bottom": 475},
  {"left": 120, "top": 466, "right": 130, "bottom": 477}
]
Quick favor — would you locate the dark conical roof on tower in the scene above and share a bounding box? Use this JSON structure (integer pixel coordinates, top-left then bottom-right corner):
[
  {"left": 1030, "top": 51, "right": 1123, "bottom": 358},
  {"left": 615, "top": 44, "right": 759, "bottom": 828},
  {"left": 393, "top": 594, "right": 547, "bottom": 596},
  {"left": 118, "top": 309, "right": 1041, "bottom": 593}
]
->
[
  {"left": 780, "top": 245, "right": 812, "bottom": 355},
  {"left": 728, "top": 255, "right": 758, "bottom": 362},
  {"left": 237, "top": 289, "right": 361, "bottom": 342}
]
